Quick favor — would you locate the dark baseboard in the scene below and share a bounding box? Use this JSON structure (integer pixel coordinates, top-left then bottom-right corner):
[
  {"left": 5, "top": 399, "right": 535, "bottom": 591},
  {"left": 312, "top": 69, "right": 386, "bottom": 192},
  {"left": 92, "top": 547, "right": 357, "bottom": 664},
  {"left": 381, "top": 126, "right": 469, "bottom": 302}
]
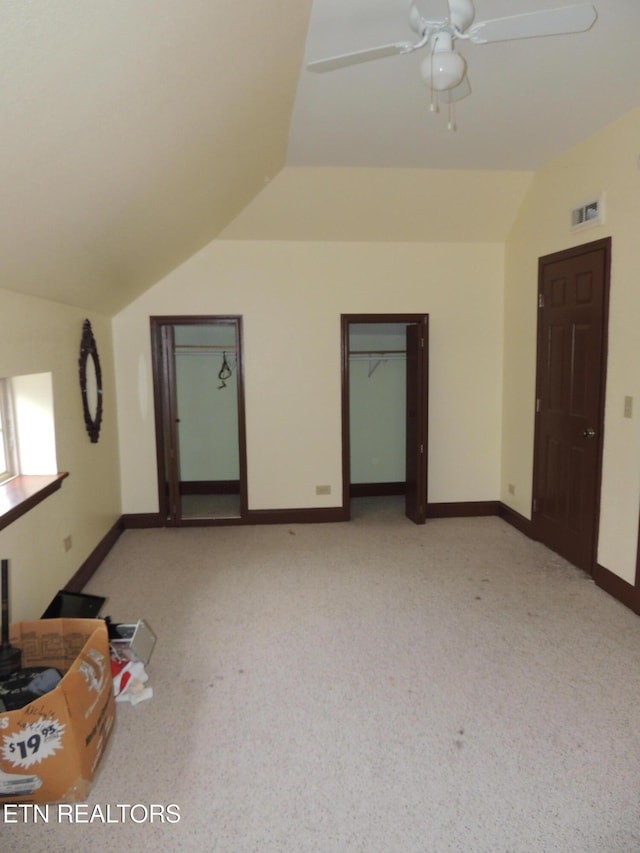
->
[
  {"left": 176, "top": 516, "right": 246, "bottom": 528},
  {"left": 428, "top": 500, "right": 500, "bottom": 518},
  {"left": 64, "top": 517, "right": 124, "bottom": 593},
  {"left": 497, "top": 502, "right": 535, "bottom": 538},
  {"left": 593, "top": 564, "right": 640, "bottom": 614},
  {"left": 246, "top": 507, "right": 347, "bottom": 525},
  {"left": 498, "top": 504, "right": 639, "bottom": 617},
  {"left": 66, "top": 502, "right": 640, "bottom": 623},
  {"left": 122, "top": 513, "right": 164, "bottom": 528},
  {"left": 350, "top": 482, "right": 406, "bottom": 497},
  {"left": 180, "top": 480, "right": 240, "bottom": 495}
]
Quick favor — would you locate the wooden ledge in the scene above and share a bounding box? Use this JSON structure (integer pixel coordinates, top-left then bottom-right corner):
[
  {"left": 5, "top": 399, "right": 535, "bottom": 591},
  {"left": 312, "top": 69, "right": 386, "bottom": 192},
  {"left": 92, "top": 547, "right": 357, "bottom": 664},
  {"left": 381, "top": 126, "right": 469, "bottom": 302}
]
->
[{"left": 0, "top": 473, "right": 69, "bottom": 531}]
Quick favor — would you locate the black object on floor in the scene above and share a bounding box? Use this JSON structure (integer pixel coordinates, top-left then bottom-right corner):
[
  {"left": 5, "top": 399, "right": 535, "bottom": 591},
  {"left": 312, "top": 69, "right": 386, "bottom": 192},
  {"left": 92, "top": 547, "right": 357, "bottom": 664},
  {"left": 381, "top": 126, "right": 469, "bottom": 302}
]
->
[
  {"left": 0, "top": 558, "right": 22, "bottom": 679},
  {"left": 41, "top": 590, "right": 106, "bottom": 619},
  {"left": 0, "top": 667, "right": 62, "bottom": 711}
]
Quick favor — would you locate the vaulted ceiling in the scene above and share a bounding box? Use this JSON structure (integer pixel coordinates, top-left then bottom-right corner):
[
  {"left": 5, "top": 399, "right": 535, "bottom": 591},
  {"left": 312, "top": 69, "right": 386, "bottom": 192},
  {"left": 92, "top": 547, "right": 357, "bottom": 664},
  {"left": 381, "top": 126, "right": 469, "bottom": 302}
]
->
[
  {"left": 2, "top": 1, "right": 639, "bottom": 315},
  {"left": 1, "top": 1, "right": 313, "bottom": 314}
]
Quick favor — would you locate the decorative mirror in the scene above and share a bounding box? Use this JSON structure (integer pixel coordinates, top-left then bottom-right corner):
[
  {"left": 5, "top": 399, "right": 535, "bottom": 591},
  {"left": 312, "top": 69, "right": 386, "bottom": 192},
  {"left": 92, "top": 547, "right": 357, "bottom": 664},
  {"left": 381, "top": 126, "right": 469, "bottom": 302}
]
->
[{"left": 79, "top": 319, "right": 103, "bottom": 443}]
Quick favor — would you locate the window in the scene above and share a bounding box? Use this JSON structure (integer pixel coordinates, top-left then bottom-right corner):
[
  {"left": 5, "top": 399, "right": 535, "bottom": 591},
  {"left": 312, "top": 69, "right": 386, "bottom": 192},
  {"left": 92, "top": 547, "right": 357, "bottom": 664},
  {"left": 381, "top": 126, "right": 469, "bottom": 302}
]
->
[
  {"left": 0, "top": 372, "right": 67, "bottom": 531},
  {"left": 0, "top": 378, "right": 17, "bottom": 485}
]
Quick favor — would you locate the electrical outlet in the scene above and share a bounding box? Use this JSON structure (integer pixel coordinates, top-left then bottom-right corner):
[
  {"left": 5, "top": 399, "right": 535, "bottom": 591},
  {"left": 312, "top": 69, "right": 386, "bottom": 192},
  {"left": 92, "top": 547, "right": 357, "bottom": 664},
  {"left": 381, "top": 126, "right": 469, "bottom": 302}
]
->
[
  {"left": 624, "top": 396, "right": 633, "bottom": 419},
  {"left": 315, "top": 485, "right": 331, "bottom": 495},
  {"left": 508, "top": 484, "right": 516, "bottom": 496},
  {"left": 63, "top": 535, "right": 72, "bottom": 552}
]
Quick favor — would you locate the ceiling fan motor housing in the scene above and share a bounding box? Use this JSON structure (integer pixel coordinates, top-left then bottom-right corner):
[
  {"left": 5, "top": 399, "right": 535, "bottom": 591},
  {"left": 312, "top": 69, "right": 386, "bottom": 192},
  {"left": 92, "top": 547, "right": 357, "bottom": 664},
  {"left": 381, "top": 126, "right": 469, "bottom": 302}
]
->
[
  {"left": 447, "top": 0, "right": 475, "bottom": 33},
  {"left": 420, "top": 32, "right": 467, "bottom": 91}
]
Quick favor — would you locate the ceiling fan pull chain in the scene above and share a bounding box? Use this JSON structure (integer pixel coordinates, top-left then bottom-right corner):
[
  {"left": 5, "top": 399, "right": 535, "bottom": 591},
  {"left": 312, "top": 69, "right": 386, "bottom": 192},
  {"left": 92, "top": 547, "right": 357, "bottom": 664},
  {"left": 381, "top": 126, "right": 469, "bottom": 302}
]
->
[
  {"left": 447, "top": 101, "right": 457, "bottom": 132},
  {"left": 429, "top": 43, "right": 439, "bottom": 113}
]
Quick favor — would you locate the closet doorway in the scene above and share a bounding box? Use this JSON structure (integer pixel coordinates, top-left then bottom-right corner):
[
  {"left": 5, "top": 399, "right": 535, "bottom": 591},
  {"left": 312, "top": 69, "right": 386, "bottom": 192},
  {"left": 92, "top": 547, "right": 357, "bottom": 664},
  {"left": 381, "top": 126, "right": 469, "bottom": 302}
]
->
[
  {"left": 341, "top": 314, "right": 429, "bottom": 524},
  {"left": 150, "top": 315, "right": 248, "bottom": 525}
]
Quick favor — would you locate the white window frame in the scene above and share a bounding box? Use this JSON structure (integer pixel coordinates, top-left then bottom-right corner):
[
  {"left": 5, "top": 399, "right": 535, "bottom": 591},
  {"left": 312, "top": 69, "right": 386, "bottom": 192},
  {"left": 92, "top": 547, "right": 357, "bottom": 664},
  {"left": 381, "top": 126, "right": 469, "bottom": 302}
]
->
[
  {"left": 0, "top": 372, "right": 67, "bottom": 532},
  {"left": 0, "top": 378, "right": 17, "bottom": 484}
]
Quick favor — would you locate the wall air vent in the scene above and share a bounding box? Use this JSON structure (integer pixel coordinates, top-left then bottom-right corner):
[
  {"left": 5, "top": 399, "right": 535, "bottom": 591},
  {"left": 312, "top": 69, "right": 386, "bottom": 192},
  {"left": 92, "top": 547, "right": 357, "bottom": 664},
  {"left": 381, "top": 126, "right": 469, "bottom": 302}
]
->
[{"left": 571, "top": 194, "right": 604, "bottom": 230}]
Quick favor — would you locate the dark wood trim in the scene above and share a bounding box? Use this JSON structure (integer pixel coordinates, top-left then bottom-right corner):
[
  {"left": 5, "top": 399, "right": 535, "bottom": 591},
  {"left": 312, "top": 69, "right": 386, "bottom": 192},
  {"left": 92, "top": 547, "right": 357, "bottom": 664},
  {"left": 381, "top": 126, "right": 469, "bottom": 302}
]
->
[
  {"left": 593, "top": 564, "right": 640, "bottom": 615},
  {"left": 246, "top": 507, "right": 347, "bottom": 525},
  {"left": 180, "top": 480, "right": 240, "bottom": 495},
  {"left": 498, "top": 502, "right": 640, "bottom": 617},
  {"left": 59, "top": 504, "right": 640, "bottom": 623},
  {"left": 122, "top": 513, "right": 164, "bottom": 529},
  {"left": 126, "top": 501, "right": 501, "bottom": 526},
  {"left": 341, "top": 313, "right": 429, "bottom": 523},
  {"left": 498, "top": 502, "right": 535, "bottom": 538},
  {"left": 64, "top": 518, "right": 124, "bottom": 592},
  {"left": 350, "top": 482, "right": 406, "bottom": 497},
  {"left": 171, "top": 516, "right": 246, "bottom": 528},
  {"left": 341, "top": 316, "right": 351, "bottom": 520},
  {"left": 531, "top": 237, "right": 611, "bottom": 575},
  {"left": 150, "top": 318, "right": 170, "bottom": 524},
  {"left": 536, "top": 237, "right": 612, "bottom": 268},
  {"left": 150, "top": 315, "right": 249, "bottom": 527},
  {"left": 0, "top": 473, "right": 69, "bottom": 531},
  {"left": 123, "top": 506, "right": 348, "bottom": 527},
  {"left": 235, "top": 317, "right": 249, "bottom": 521},
  {"left": 636, "top": 506, "right": 640, "bottom": 593},
  {"left": 428, "top": 500, "right": 500, "bottom": 518}
]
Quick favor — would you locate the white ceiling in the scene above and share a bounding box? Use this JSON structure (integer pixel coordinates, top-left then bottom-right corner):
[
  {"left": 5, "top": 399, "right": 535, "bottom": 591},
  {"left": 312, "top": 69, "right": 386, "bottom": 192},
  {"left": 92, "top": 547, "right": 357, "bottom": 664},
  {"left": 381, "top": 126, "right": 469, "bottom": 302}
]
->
[
  {"left": 1, "top": 1, "right": 639, "bottom": 315},
  {"left": 288, "top": 0, "right": 640, "bottom": 170}
]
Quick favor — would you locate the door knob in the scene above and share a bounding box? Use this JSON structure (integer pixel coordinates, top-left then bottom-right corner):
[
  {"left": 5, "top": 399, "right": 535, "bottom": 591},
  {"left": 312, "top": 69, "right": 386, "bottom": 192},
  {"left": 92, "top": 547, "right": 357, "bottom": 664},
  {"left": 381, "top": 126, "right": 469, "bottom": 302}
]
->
[{"left": 582, "top": 427, "right": 596, "bottom": 439}]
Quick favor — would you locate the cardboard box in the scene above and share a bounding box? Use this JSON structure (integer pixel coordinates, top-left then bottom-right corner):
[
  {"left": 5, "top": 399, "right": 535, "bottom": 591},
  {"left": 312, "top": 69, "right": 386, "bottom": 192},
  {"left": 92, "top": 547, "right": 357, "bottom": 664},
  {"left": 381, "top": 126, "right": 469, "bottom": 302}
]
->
[{"left": 0, "top": 618, "right": 114, "bottom": 804}]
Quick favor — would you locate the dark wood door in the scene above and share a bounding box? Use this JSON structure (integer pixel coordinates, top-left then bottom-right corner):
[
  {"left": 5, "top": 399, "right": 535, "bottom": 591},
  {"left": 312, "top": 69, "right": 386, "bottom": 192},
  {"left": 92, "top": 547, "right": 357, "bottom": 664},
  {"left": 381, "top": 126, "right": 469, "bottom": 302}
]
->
[
  {"left": 405, "top": 322, "right": 428, "bottom": 524},
  {"left": 160, "top": 325, "right": 181, "bottom": 524},
  {"left": 533, "top": 238, "right": 610, "bottom": 572}
]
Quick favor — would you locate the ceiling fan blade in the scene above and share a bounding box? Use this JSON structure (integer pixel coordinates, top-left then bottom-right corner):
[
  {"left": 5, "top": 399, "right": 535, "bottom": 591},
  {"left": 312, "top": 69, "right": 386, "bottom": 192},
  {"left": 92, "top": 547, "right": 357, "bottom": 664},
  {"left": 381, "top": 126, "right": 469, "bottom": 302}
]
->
[
  {"left": 467, "top": 4, "right": 597, "bottom": 44},
  {"left": 307, "top": 41, "right": 415, "bottom": 73}
]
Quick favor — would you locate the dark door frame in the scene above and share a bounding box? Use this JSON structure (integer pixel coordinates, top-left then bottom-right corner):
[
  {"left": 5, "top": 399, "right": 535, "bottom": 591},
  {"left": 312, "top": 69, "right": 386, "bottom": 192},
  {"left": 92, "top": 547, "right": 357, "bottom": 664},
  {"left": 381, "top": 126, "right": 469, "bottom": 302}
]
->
[
  {"left": 531, "top": 237, "right": 611, "bottom": 573},
  {"left": 341, "top": 313, "right": 429, "bottom": 523},
  {"left": 150, "top": 314, "right": 249, "bottom": 526}
]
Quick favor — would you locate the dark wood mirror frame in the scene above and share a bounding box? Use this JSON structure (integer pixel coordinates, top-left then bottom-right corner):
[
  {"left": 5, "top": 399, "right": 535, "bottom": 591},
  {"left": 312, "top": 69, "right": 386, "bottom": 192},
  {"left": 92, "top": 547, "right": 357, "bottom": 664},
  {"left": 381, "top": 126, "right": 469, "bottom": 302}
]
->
[{"left": 79, "top": 319, "right": 103, "bottom": 443}]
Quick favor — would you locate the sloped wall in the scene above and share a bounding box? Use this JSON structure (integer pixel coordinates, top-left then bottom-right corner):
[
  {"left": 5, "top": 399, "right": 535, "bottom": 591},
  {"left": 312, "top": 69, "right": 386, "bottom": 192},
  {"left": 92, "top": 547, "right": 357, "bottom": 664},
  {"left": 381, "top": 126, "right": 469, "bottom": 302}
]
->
[{"left": 0, "top": 289, "right": 120, "bottom": 621}]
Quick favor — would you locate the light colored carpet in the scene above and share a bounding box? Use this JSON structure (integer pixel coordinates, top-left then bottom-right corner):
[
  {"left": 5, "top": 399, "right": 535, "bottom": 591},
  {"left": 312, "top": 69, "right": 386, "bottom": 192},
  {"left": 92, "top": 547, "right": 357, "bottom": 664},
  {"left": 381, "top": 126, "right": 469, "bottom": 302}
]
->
[{"left": 4, "top": 498, "right": 640, "bottom": 852}]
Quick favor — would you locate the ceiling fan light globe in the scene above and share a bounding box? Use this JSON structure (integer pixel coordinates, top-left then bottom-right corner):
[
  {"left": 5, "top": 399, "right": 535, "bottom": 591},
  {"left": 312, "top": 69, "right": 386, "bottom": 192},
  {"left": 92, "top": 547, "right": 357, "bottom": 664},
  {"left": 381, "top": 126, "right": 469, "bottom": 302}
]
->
[{"left": 420, "top": 51, "right": 466, "bottom": 92}]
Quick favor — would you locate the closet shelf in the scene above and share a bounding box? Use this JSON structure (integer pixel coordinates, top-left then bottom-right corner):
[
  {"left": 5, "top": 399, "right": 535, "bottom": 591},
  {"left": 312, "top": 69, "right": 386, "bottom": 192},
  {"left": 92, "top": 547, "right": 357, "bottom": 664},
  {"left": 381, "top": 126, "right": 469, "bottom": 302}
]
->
[
  {"left": 348, "top": 349, "right": 406, "bottom": 377},
  {"left": 175, "top": 345, "right": 237, "bottom": 357}
]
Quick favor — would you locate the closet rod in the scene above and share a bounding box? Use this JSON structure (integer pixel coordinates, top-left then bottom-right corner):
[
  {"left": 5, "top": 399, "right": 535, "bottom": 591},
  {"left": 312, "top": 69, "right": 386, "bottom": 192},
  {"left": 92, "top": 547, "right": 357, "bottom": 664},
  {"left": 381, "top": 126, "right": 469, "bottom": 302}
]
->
[
  {"left": 175, "top": 344, "right": 237, "bottom": 352},
  {"left": 348, "top": 349, "right": 406, "bottom": 357},
  {"left": 349, "top": 349, "right": 406, "bottom": 378}
]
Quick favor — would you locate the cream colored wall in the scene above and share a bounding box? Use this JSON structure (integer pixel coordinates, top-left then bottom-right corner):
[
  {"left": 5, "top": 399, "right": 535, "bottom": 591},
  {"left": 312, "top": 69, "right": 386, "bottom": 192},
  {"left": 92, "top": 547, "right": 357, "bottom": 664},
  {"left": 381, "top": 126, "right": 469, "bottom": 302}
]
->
[
  {"left": 502, "top": 106, "right": 640, "bottom": 584},
  {"left": 0, "top": 288, "right": 121, "bottom": 621},
  {"left": 114, "top": 241, "right": 505, "bottom": 514}
]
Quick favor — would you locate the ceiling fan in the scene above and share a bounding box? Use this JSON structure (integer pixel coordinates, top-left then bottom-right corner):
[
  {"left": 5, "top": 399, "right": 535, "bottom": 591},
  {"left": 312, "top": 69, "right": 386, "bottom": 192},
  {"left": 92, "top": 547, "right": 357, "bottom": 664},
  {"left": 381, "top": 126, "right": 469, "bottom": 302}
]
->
[{"left": 307, "top": 1, "right": 598, "bottom": 124}]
